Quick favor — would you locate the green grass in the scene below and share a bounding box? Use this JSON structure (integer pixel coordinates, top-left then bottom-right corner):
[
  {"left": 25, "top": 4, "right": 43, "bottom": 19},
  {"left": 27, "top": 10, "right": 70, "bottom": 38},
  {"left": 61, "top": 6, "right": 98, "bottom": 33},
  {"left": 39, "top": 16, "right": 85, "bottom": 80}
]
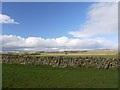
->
[{"left": 2, "top": 64, "right": 118, "bottom": 88}]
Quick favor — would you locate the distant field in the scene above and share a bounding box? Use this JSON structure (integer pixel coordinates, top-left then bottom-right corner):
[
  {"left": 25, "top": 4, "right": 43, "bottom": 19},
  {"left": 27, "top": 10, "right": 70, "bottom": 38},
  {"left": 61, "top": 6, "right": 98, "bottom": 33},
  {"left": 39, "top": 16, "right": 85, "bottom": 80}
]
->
[
  {"left": 35, "top": 54, "right": 118, "bottom": 59},
  {"left": 32, "top": 50, "right": 118, "bottom": 58},
  {"left": 3, "top": 64, "right": 118, "bottom": 88},
  {"left": 2, "top": 50, "right": 118, "bottom": 59}
]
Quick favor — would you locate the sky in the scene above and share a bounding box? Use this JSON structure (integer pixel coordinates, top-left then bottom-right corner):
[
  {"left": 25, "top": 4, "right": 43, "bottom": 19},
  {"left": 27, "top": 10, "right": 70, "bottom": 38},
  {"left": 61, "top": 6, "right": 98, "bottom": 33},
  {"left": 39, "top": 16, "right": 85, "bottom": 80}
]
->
[{"left": 1, "top": 2, "right": 118, "bottom": 52}]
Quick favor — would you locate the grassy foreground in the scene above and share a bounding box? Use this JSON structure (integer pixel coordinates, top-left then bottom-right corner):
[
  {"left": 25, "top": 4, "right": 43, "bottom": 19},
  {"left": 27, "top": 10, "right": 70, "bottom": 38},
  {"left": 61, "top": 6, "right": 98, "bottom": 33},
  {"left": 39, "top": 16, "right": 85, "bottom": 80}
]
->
[{"left": 2, "top": 64, "right": 118, "bottom": 88}]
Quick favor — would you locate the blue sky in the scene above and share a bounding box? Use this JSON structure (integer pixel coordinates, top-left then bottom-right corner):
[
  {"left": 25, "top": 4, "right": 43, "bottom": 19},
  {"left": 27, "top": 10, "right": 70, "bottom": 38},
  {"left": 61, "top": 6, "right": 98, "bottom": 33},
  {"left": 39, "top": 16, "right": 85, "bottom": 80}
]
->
[
  {"left": 2, "top": 2, "right": 94, "bottom": 38},
  {"left": 1, "top": 2, "right": 118, "bottom": 51}
]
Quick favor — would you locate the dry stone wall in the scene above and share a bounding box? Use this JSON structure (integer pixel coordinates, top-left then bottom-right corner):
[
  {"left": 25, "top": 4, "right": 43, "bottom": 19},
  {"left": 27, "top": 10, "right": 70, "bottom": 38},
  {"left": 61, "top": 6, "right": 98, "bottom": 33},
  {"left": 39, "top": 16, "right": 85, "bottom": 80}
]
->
[{"left": 2, "top": 54, "right": 118, "bottom": 69}]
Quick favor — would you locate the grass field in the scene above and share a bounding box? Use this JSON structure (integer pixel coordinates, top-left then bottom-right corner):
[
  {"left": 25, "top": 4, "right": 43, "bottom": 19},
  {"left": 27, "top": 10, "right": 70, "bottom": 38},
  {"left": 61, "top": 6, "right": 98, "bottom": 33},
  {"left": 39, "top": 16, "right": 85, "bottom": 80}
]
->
[
  {"left": 32, "top": 50, "right": 118, "bottom": 59},
  {"left": 2, "top": 64, "right": 118, "bottom": 88}
]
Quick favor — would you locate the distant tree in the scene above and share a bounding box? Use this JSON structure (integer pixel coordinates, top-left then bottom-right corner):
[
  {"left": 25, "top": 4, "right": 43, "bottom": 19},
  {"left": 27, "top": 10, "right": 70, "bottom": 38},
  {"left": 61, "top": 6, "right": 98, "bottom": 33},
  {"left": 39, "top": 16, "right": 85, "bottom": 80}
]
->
[
  {"left": 39, "top": 51, "right": 44, "bottom": 53},
  {"left": 64, "top": 51, "right": 68, "bottom": 55}
]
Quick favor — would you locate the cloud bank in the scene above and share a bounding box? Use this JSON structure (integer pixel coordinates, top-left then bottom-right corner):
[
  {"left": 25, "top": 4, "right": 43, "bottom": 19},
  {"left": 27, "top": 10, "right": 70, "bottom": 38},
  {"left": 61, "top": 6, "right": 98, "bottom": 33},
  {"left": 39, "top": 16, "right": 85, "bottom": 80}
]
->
[
  {"left": 1, "top": 35, "right": 117, "bottom": 51},
  {"left": 69, "top": 2, "right": 118, "bottom": 38},
  {"left": 0, "top": 14, "right": 19, "bottom": 24}
]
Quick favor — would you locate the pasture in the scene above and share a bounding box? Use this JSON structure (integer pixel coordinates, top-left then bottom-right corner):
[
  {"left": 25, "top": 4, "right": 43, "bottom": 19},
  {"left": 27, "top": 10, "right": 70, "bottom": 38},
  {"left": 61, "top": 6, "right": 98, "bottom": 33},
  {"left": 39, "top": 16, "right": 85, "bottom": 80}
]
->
[
  {"left": 3, "top": 64, "right": 118, "bottom": 88},
  {"left": 31, "top": 50, "right": 118, "bottom": 58},
  {"left": 34, "top": 49, "right": 118, "bottom": 55}
]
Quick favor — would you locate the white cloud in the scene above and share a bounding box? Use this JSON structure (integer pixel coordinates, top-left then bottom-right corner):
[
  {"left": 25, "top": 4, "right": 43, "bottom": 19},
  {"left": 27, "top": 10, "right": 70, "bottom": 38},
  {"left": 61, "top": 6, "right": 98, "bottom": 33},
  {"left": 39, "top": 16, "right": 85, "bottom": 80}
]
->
[
  {"left": 1, "top": 35, "right": 117, "bottom": 51},
  {"left": 68, "top": 2, "right": 118, "bottom": 38},
  {"left": 0, "top": 14, "right": 19, "bottom": 24}
]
